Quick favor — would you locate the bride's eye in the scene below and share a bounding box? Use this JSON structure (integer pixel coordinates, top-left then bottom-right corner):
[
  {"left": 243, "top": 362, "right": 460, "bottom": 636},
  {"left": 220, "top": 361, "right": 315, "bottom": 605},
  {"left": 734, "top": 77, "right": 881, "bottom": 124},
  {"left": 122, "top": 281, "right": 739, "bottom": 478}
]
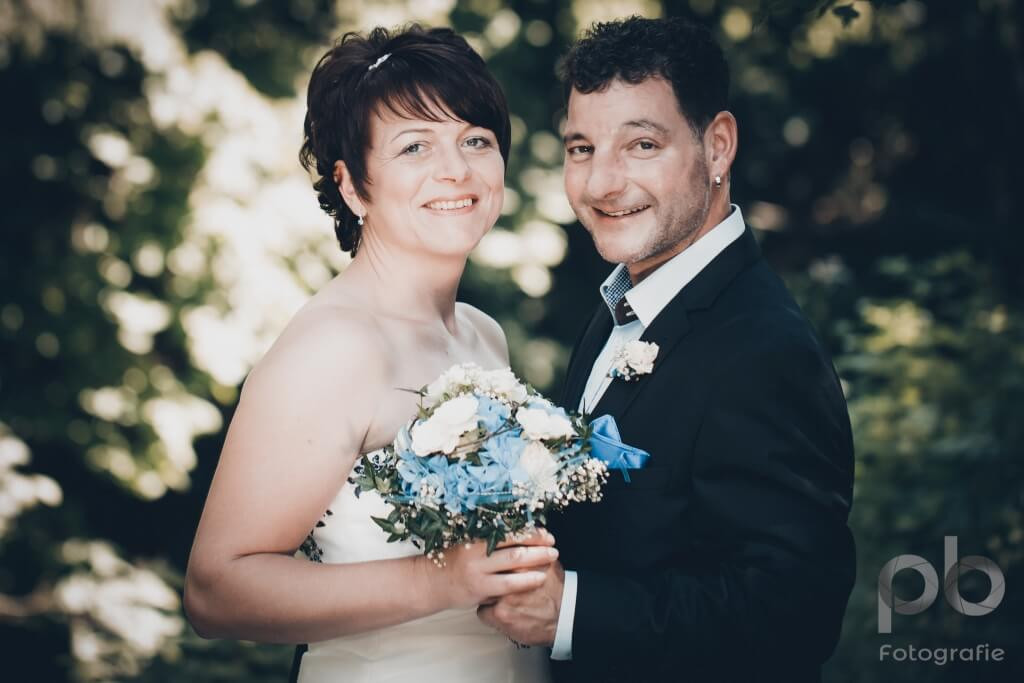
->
[
  {"left": 401, "top": 142, "right": 424, "bottom": 155},
  {"left": 464, "top": 136, "right": 493, "bottom": 149}
]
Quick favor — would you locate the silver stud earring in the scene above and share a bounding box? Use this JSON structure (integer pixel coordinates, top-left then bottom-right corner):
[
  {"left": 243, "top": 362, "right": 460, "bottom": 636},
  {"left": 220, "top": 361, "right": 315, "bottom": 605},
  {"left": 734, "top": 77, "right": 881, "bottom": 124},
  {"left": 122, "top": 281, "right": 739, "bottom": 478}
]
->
[
  {"left": 714, "top": 175, "right": 722, "bottom": 188},
  {"left": 357, "top": 215, "right": 364, "bottom": 226}
]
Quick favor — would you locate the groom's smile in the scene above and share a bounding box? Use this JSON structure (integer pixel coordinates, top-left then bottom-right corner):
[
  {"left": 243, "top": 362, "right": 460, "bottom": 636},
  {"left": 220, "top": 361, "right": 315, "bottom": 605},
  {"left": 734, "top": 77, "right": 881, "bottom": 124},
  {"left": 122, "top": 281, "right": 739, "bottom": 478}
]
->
[
  {"left": 592, "top": 203, "right": 652, "bottom": 218},
  {"left": 563, "top": 77, "right": 718, "bottom": 278}
]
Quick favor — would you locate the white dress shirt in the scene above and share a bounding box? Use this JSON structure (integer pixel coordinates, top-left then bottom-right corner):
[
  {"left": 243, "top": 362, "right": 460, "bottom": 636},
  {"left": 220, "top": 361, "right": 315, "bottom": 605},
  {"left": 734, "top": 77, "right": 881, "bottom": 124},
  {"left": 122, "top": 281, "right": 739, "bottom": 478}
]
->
[{"left": 550, "top": 205, "right": 746, "bottom": 661}]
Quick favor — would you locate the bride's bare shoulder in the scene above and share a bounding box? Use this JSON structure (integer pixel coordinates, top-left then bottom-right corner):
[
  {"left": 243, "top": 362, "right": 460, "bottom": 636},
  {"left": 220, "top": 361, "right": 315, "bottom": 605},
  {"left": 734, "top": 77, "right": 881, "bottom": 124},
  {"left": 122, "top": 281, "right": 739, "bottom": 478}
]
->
[
  {"left": 456, "top": 302, "right": 509, "bottom": 363},
  {"left": 248, "top": 303, "right": 391, "bottom": 394}
]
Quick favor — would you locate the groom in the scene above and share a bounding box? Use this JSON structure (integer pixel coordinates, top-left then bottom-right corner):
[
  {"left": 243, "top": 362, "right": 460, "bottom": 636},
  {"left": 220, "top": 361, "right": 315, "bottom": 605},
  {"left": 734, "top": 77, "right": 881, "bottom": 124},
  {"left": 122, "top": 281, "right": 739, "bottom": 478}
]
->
[{"left": 479, "top": 16, "right": 856, "bottom": 682}]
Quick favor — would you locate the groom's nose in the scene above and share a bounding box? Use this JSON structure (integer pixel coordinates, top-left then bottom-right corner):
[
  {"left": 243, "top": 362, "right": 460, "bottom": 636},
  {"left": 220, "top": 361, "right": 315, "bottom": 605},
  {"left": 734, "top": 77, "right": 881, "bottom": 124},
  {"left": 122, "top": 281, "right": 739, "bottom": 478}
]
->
[{"left": 584, "top": 153, "right": 627, "bottom": 200}]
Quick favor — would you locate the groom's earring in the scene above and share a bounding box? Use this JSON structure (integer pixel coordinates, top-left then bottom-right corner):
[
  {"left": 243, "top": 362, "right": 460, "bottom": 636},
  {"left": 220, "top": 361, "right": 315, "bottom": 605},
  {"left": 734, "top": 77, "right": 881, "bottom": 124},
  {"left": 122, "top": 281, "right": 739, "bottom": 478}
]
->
[{"left": 714, "top": 175, "right": 723, "bottom": 188}]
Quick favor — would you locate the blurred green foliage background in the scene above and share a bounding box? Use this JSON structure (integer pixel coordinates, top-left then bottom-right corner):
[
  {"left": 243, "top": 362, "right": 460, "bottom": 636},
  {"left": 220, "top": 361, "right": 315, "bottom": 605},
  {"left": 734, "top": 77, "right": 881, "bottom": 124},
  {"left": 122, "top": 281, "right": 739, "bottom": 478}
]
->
[{"left": 1, "top": 0, "right": 1021, "bottom": 680}]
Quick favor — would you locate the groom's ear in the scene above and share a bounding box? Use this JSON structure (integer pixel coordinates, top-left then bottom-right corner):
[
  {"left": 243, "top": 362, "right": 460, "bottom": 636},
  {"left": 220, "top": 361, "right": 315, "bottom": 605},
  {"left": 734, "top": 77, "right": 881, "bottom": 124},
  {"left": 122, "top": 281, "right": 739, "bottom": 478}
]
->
[
  {"left": 332, "top": 160, "right": 366, "bottom": 217},
  {"left": 703, "top": 111, "right": 738, "bottom": 182}
]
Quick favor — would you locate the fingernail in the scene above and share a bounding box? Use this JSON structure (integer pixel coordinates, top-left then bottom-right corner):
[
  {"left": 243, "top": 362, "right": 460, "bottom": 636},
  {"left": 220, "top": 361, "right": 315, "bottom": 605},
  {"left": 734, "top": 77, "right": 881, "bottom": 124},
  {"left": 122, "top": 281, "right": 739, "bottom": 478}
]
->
[{"left": 547, "top": 548, "right": 559, "bottom": 558}]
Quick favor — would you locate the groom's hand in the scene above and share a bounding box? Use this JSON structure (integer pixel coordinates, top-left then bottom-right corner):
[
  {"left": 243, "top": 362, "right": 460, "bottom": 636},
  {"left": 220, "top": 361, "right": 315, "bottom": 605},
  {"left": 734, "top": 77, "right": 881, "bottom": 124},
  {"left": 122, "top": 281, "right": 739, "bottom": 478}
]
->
[{"left": 477, "top": 552, "right": 564, "bottom": 647}]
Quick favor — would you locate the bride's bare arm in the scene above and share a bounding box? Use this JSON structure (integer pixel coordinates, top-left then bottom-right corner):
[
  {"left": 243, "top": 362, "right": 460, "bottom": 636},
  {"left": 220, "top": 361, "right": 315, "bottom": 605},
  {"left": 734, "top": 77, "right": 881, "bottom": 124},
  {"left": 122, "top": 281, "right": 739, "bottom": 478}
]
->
[{"left": 183, "top": 313, "right": 553, "bottom": 643}]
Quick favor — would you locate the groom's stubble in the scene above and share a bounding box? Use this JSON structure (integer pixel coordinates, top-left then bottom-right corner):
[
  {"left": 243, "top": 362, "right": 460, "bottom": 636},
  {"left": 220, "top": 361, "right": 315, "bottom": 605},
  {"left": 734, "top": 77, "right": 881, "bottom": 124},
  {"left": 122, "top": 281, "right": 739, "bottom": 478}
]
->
[
  {"left": 588, "top": 148, "right": 713, "bottom": 283},
  {"left": 633, "top": 150, "right": 712, "bottom": 273}
]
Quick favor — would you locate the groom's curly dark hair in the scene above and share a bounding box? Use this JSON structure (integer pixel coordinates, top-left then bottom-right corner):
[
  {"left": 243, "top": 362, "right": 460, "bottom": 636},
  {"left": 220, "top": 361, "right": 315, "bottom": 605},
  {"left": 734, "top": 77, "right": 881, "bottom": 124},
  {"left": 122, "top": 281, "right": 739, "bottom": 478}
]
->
[{"left": 559, "top": 16, "right": 729, "bottom": 139}]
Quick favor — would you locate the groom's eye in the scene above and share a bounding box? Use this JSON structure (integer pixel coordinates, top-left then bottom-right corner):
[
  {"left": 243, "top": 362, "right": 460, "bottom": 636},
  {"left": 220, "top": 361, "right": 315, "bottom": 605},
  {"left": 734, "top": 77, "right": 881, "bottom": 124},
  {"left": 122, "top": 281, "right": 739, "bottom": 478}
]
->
[{"left": 567, "top": 145, "right": 593, "bottom": 156}]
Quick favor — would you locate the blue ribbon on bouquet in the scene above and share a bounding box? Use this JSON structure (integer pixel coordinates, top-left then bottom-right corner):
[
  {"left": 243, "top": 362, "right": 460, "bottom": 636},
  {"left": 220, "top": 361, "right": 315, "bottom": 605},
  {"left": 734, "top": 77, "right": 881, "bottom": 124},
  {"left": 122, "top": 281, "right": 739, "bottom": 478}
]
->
[{"left": 586, "top": 415, "right": 650, "bottom": 483}]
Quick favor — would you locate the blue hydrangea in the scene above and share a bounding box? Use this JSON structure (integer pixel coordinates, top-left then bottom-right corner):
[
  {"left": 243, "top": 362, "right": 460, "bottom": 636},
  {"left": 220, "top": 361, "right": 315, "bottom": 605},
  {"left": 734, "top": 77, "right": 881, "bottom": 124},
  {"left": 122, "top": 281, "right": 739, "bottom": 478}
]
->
[
  {"left": 444, "top": 466, "right": 484, "bottom": 512},
  {"left": 476, "top": 394, "right": 511, "bottom": 433},
  {"left": 395, "top": 450, "right": 451, "bottom": 499},
  {"left": 481, "top": 428, "right": 527, "bottom": 470},
  {"left": 384, "top": 394, "right": 585, "bottom": 516}
]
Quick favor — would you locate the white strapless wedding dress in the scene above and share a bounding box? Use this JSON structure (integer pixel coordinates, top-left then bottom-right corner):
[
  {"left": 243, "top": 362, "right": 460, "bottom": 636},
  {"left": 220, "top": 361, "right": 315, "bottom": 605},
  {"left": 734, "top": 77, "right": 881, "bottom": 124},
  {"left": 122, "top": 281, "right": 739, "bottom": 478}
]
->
[{"left": 295, "top": 452, "right": 551, "bottom": 683}]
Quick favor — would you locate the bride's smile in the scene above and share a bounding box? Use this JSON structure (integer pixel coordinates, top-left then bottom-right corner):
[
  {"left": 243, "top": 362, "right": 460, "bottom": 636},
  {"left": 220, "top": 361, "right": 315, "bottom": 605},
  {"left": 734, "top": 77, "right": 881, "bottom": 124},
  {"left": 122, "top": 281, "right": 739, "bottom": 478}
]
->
[
  {"left": 423, "top": 195, "right": 478, "bottom": 213},
  {"left": 358, "top": 113, "right": 505, "bottom": 258}
]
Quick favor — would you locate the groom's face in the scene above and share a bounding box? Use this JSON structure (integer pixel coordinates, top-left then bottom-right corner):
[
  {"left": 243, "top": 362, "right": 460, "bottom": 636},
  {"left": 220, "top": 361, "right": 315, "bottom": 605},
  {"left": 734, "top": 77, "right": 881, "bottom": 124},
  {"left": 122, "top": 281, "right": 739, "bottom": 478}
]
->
[{"left": 563, "top": 78, "right": 711, "bottom": 271}]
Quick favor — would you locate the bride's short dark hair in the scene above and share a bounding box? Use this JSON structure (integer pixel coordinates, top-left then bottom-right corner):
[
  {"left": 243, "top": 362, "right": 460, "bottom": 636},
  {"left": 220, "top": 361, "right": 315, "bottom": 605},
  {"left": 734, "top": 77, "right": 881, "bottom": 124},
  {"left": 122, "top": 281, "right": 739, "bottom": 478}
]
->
[{"left": 300, "top": 25, "right": 511, "bottom": 255}]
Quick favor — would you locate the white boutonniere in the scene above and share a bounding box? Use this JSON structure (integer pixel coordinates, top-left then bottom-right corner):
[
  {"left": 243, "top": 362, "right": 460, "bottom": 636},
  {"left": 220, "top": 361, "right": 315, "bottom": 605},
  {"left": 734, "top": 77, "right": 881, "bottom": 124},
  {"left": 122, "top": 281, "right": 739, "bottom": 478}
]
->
[{"left": 608, "top": 340, "right": 659, "bottom": 382}]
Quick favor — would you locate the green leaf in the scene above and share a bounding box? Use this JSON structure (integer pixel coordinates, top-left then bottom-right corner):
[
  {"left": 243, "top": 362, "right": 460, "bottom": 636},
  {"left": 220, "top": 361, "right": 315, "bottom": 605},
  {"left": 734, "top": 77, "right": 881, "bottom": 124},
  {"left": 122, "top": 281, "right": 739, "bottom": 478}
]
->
[
  {"left": 420, "top": 506, "right": 445, "bottom": 525},
  {"left": 423, "top": 532, "right": 443, "bottom": 554},
  {"left": 485, "top": 529, "right": 505, "bottom": 555}
]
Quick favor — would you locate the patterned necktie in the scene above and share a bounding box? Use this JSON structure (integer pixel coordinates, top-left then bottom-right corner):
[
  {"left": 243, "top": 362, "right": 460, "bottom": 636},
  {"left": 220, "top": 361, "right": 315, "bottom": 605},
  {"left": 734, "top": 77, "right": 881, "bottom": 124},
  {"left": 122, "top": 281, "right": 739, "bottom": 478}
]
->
[{"left": 613, "top": 297, "right": 637, "bottom": 326}]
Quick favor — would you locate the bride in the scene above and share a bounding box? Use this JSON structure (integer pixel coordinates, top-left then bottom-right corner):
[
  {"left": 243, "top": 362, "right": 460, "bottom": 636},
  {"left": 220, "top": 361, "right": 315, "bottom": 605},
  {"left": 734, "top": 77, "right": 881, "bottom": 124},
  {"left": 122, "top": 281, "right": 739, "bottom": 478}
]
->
[{"left": 184, "top": 25, "right": 555, "bottom": 682}]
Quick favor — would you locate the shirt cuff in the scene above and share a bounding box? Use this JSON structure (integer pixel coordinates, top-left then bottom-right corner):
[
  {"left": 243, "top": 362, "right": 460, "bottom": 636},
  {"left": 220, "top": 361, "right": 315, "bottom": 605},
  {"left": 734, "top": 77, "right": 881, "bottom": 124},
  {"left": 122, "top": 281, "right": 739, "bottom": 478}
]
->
[{"left": 550, "top": 569, "right": 577, "bottom": 660}]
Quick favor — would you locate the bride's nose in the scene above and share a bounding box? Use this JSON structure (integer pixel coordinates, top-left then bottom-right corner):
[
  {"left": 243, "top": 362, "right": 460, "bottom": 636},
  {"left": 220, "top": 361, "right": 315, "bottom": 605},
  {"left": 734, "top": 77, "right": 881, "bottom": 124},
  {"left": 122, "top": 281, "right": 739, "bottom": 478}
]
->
[{"left": 433, "top": 143, "right": 471, "bottom": 183}]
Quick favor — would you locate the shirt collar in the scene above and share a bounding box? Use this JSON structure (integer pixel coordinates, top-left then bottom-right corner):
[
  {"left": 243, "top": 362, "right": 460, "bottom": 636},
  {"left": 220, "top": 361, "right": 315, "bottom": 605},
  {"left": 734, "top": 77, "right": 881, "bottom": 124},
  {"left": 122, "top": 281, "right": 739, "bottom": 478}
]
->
[{"left": 598, "top": 204, "right": 746, "bottom": 327}]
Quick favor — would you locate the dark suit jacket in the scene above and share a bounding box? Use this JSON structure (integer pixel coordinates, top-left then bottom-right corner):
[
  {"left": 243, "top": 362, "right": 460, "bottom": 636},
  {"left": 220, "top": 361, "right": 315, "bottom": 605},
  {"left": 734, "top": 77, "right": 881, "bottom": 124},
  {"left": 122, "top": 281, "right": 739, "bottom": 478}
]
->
[{"left": 548, "top": 227, "right": 856, "bottom": 683}]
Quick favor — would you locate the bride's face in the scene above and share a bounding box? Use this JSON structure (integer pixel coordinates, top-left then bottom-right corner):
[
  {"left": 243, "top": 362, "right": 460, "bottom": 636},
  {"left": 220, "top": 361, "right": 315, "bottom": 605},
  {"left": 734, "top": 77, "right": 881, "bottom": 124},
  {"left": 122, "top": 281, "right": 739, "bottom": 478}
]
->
[{"left": 359, "top": 107, "right": 505, "bottom": 258}]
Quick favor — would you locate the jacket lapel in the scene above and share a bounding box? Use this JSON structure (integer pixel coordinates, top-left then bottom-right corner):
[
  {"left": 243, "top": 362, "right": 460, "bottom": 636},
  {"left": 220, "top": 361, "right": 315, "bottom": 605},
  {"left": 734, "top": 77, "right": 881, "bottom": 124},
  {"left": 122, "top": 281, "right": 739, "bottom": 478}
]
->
[
  {"left": 561, "top": 304, "right": 613, "bottom": 412},
  {"left": 590, "top": 226, "right": 763, "bottom": 420}
]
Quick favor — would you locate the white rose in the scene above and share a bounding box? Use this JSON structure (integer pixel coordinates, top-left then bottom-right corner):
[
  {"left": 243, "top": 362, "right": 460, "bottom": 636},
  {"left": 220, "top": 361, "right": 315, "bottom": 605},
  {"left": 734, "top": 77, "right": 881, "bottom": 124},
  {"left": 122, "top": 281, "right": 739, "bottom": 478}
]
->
[
  {"left": 433, "top": 393, "right": 480, "bottom": 425},
  {"left": 424, "top": 363, "right": 481, "bottom": 406},
  {"left": 409, "top": 419, "right": 452, "bottom": 456},
  {"left": 518, "top": 441, "right": 560, "bottom": 494},
  {"left": 515, "top": 406, "right": 575, "bottom": 440},
  {"left": 411, "top": 394, "right": 479, "bottom": 455},
  {"left": 479, "top": 367, "right": 529, "bottom": 403},
  {"left": 623, "top": 341, "right": 658, "bottom": 374},
  {"left": 423, "top": 378, "right": 448, "bottom": 406}
]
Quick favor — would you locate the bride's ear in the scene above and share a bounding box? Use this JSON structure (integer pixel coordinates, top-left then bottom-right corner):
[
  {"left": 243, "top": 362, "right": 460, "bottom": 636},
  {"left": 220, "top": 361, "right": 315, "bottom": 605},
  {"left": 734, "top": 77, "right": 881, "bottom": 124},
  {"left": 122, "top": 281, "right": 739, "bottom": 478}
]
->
[{"left": 332, "top": 160, "right": 366, "bottom": 218}]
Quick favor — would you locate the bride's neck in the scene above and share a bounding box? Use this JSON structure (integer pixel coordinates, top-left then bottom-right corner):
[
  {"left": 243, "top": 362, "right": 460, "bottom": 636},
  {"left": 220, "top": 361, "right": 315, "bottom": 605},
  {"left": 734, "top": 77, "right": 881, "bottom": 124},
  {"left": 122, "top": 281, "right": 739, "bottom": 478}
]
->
[{"left": 344, "top": 243, "right": 466, "bottom": 331}]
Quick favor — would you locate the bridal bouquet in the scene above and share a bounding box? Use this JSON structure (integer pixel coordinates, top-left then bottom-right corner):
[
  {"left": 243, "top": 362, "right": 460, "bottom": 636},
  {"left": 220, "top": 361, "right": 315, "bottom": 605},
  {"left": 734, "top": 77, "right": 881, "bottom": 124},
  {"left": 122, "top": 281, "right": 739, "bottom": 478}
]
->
[{"left": 351, "top": 363, "right": 608, "bottom": 562}]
